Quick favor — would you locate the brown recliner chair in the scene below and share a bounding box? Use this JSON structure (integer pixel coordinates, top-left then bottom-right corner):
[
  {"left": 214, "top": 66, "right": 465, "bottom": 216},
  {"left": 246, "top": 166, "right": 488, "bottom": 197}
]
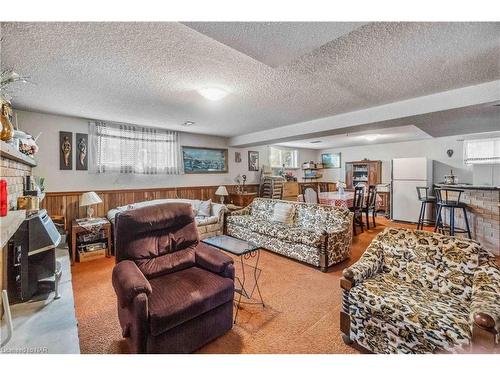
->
[{"left": 111, "top": 202, "right": 235, "bottom": 353}]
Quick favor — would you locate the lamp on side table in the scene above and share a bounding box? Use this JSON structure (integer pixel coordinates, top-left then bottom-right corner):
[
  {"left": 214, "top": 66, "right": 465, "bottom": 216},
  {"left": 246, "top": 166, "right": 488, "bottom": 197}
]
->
[
  {"left": 215, "top": 185, "right": 229, "bottom": 204},
  {"left": 80, "top": 191, "right": 102, "bottom": 218}
]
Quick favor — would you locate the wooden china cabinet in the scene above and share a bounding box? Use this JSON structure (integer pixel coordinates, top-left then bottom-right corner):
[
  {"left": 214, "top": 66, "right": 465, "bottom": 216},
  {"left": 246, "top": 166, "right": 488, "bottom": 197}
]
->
[{"left": 345, "top": 160, "right": 382, "bottom": 189}]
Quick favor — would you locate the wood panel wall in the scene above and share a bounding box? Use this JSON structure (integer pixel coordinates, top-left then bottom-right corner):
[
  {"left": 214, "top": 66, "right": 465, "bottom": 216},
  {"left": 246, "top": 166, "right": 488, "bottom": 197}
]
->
[{"left": 41, "top": 184, "right": 260, "bottom": 227}]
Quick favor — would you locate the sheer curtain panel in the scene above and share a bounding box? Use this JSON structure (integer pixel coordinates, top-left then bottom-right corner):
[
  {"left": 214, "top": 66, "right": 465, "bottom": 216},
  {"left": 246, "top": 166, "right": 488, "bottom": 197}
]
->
[{"left": 89, "top": 121, "right": 181, "bottom": 174}]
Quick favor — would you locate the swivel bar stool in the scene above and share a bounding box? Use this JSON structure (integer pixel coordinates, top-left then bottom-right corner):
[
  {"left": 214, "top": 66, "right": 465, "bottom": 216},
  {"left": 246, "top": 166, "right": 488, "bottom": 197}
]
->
[
  {"left": 434, "top": 188, "right": 472, "bottom": 238},
  {"left": 416, "top": 186, "right": 436, "bottom": 230}
]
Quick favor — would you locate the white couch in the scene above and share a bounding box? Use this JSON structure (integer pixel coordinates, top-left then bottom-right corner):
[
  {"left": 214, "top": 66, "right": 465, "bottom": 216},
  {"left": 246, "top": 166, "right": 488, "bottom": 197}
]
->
[{"left": 107, "top": 198, "right": 227, "bottom": 239}]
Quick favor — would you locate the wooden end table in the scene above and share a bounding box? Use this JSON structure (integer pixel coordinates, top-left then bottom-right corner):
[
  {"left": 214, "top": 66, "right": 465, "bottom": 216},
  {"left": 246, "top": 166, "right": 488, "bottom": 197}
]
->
[{"left": 71, "top": 218, "right": 112, "bottom": 265}]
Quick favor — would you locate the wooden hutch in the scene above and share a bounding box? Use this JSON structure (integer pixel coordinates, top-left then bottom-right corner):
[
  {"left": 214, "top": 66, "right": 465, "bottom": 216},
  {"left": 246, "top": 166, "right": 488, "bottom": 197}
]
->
[{"left": 345, "top": 160, "right": 382, "bottom": 189}]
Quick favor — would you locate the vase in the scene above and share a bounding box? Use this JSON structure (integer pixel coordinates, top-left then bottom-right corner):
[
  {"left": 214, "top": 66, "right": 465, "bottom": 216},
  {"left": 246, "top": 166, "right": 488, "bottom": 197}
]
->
[
  {"left": 339, "top": 187, "right": 345, "bottom": 195},
  {"left": 0, "top": 107, "right": 14, "bottom": 142}
]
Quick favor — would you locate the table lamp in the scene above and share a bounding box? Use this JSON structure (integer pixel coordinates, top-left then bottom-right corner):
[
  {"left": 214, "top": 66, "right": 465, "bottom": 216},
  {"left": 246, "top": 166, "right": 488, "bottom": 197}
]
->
[
  {"left": 80, "top": 191, "right": 102, "bottom": 218},
  {"left": 215, "top": 185, "right": 229, "bottom": 204}
]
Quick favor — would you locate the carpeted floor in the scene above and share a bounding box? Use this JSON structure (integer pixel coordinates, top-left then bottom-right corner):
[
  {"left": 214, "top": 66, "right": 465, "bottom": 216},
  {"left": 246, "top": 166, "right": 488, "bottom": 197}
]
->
[{"left": 71, "top": 217, "right": 427, "bottom": 354}]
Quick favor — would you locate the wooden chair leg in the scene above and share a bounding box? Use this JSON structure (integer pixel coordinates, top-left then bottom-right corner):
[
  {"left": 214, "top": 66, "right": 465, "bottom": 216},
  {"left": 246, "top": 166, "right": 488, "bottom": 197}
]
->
[
  {"left": 365, "top": 210, "right": 370, "bottom": 229},
  {"left": 372, "top": 210, "right": 376, "bottom": 228}
]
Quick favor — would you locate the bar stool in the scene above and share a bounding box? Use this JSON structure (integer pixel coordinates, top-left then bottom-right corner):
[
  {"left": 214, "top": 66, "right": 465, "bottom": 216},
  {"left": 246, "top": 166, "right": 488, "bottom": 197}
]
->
[
  {"left": 434, "top": 188, "right": 472, "bottom": 238},
  {"left": 416, "top": 186, "right": 436, "bottom": 230}
]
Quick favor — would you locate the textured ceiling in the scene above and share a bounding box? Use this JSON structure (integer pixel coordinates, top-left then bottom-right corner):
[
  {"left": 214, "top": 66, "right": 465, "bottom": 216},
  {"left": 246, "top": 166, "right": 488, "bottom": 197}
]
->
[
  {"left": 277, "top": 125, "right": 432, "bottom": 149},
  {"left": 183, "top": 22, "right": 366, "bottom": 67},
  {"left": 1, "top": 22, "right": 499, "bottom": 138}
]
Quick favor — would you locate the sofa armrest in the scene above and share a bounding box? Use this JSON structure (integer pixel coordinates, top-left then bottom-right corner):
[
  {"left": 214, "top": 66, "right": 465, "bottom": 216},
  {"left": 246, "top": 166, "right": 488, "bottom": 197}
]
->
[
  {"left": 471, "top": 260, "right": 500, "bottom": 348},
  {"left": 211, "top": 202, "right": 228, "bottom": 222},
  {"left": 341, "top": 240, "right": 384, "bottom": 288},
  {"left": 195, "top": 243, "right": 235, "bottom": 280},
  {"left": 112, "top": 260, "right": 152, "bottom": 308},
  {"left": 229, "top": 205, "right": 251, "bottom": 216}
]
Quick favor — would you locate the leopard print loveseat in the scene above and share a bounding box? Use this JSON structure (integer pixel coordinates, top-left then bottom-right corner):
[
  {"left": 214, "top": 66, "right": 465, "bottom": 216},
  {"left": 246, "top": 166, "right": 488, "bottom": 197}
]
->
[
  {"left": 340, "top": 227, "right": 500, "bottom": 353},
  {"left": 226, "top": 198, "right": 353, "bottom": 271}
]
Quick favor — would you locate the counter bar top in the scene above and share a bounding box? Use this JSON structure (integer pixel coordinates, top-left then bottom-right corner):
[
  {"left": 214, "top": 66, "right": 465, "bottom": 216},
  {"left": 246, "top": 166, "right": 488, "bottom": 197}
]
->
[{"left": 434, "top": 183, "right": 500, "bottom": 191}]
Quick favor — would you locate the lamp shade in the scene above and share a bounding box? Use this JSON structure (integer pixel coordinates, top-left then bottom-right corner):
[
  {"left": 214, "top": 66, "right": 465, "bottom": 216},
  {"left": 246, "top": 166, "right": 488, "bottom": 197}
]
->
[
  {"left": 215, "top": 185, "right": 229, "bottom": 196},
  {"left": 80, "top": 191, "right": 102, "bottom": 207}
]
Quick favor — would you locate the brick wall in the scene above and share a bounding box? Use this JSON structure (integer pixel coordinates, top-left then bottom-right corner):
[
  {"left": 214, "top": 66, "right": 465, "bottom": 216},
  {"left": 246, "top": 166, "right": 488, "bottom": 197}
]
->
[
  {"left": 0, "top": 156, "right": 32, "bottom": 210},
  {"left": 441, "top": 189, "right": 500, "bottom": 255}
]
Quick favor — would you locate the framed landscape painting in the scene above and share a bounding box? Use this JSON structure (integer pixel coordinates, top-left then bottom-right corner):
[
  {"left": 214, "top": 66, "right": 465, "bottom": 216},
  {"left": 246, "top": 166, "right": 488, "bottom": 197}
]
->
[
  {"left": 183, "top": 146, "right": 228, "bottom": 173},
  {"left": 322, "top": 152, "right": 341, "bottom": 168}
]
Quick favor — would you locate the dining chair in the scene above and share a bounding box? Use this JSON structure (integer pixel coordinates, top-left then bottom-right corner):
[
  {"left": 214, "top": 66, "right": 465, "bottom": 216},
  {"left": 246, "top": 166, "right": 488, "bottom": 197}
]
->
[
  {"left": 362, "top": 185, "right": 377, "bottom": 229},
  {"left": 300, "top": 183, "right": 319, "bottom": 204},
  {"left": 350, "top": 186, "right": 365, "bottom": 235}
]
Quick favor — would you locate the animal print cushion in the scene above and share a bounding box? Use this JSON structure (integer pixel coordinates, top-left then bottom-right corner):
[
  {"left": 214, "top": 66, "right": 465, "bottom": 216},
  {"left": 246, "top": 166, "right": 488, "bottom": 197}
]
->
[
  {"left": 377, "top": 228, "right": 481, "bottom": 299},
  {"left": 227, "top": 214, "right": 323, "bottom": 247},
  {"left": 349, "top": 273, "right": 471, "bottom": 352},
  {"left": 250, "top": 199, "right": 275, "bottom": 221},
  {"left": 471, "top": 251, "right": 500, "bottom": 334}
]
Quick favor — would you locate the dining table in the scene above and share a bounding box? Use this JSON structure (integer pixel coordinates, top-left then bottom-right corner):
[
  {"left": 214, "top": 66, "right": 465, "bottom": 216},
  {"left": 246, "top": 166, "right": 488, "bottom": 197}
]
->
[{"left": 318, "top": 191, "right": 354, "bottom": 209}]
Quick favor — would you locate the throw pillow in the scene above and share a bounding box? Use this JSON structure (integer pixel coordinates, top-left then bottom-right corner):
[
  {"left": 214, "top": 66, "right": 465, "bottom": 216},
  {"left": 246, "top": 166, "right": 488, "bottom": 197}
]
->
[
  {"left": 271, "top": 203, "right": 295, "bottom": 225},
  {"left": 197, "top": 199, "right": 212, "bottom": 217},
  {"left": 191, "top": 200, "right": 201, "bottom": 216}
]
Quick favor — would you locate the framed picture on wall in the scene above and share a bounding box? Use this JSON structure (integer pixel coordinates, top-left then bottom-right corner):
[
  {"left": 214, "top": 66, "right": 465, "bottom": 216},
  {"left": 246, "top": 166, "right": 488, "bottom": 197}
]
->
[
  {"left": 235, "top": 151, "right": 242, "bottom": 163},
  {"left": 60, "top": 131, "right": 73, "bottom": 170},
  {"left": 248, "top": 151, "right": 259, "bottom": 171},
  {"left": 75, "top": 133, "right": 88, "bottom": 170},
  {"left": 182, "top": 146, "right": 228, "bottom": 173},
  {"left": 321, "top": 152, "right": 341, "bottom": 168}
]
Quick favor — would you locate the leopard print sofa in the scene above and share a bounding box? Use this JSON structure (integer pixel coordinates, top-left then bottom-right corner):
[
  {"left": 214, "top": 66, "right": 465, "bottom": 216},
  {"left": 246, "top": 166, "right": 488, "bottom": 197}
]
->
[
  {"left": 340, "top": 227, "right": 500, "bottom": 353},
  {"left": 226, "top": 198, "right": 353, "bottom": 271}
]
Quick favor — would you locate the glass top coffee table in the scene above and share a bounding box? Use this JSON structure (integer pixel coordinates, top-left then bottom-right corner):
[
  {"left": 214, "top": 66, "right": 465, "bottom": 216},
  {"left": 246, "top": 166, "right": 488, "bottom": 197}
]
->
[{"left": 202, "top": 235, "right": 265, "bottom": 323}]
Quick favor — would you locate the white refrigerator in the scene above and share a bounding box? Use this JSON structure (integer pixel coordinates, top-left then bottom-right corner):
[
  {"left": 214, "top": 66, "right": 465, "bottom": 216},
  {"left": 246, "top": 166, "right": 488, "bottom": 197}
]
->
[{"left": 391, "top": 157, "right": 433, "bottom": 223}]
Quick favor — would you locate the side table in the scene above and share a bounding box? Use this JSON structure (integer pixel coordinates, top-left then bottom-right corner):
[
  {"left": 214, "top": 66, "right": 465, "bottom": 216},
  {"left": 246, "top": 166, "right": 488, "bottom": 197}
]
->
[{"left": 71, "top": 218, "right": 112, "bottom": 264}]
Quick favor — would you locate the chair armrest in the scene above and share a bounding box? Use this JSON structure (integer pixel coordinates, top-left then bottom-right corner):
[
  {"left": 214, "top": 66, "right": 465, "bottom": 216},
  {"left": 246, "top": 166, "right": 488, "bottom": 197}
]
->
[
  {"left": 471, "top": 260, "right": 500, "bottom": 336},
  {"left": 112, "top": 260, "right": 152, "bottom": 308},
  {"left": 195, "top": 243, "right": 235, "bottom": 280},
  {"left": 229, "top": 205, "right": 251, "bottom": 216},
  {"left": 341, "top": 240, "right": 384, "bottom": 288},
  {"left": 211, "top": 203, "right": 228, "bottom": 222}
]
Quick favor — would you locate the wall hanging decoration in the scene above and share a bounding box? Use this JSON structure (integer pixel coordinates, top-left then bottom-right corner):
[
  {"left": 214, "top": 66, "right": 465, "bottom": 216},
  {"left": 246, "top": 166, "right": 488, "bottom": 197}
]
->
[
  {"left": 182, "top": 146, "right": 228, "bottom": 173},
  {"left": 248, "top": 151, "right": 259, "bottom": 171},
  {"left": 235, "top": 151, "right": 242, "bottom": 163},
  {"left": 322, "top": 152, "right": 341, "bottom": 168},
  {"left": 76, "top": 133, "right": 88, "bottom": 170},
  {"left": 60, "top": 131, "right": 73, "bottom": 170},
  {"left": 446, "top": 149, "right": 454, "bottom": 158}
]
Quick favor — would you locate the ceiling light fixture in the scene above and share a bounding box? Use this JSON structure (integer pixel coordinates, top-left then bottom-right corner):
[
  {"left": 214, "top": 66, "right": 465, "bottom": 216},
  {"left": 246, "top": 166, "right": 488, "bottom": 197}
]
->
[
  {"left": 364, "top": 134, "right": 379, "bottom": 142},
  {"left": 310, "top": 140, "right": 322, "bottom": 144},
  {"left": 198, "top": 87, "right": 228, "bottom": 101},
  {"left": 182, "top": 121, "right": 195, "bottom": 127}
]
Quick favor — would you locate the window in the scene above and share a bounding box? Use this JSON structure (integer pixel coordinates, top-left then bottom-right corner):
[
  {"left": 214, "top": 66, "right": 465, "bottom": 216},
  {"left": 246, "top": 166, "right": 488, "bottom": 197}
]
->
[
  {"left": 463, "top": 138, "right": 500, "bottom": 165},
  {"left": 269, "top": 147, "right": 299, "bottom": 168},
  {"left": 89, "top": 121, "right": 181, "bottom": 174}
]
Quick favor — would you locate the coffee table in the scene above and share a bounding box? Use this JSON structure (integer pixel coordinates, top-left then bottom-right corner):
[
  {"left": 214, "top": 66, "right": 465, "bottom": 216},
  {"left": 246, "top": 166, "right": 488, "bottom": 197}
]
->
[{"left": 202, "top": 235, "right": 265, "bottom": 323}]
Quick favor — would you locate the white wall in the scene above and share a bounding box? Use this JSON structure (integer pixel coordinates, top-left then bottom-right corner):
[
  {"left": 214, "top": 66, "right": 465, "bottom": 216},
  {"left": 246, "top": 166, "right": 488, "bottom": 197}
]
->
[
  {"left": 318, "top": 136, "right": 480, "bottom": 185},
  {"left": 15, "top": 110, "right": 317, "bottom": 192}
]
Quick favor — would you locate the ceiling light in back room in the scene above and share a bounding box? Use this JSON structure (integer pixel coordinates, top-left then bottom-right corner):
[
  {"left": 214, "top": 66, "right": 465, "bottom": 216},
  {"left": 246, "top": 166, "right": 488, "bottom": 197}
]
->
[
  {"left": 182, "top": 121, "right": 195, "bottom": 127},
  {"left": 198, "top": 87, "right": 228, "bottom": 101},
  {"left": 364, "top": 134, "right": 379, "bottom": 141}
]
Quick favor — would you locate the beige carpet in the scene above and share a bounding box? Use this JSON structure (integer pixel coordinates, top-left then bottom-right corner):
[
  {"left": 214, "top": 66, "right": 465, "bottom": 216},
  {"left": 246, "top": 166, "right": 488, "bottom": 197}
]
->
[{"left": 71, "top": 218, "right": 424, "bottom": 354}]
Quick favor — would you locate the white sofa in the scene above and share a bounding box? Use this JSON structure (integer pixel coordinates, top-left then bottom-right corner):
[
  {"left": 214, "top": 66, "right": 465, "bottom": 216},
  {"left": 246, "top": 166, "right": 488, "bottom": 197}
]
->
[{"left": 107, "top": 198, "right": 227, "bottom": 239}]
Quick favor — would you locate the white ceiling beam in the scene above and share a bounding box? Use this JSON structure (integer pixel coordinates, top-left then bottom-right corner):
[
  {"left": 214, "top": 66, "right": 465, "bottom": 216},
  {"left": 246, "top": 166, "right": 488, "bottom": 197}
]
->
[{"left": 229, "top": 80, "right": 500, "bottom": 147}]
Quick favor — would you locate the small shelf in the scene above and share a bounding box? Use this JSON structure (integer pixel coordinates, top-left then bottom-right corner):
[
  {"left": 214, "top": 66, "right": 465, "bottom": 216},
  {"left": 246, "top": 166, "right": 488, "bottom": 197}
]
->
[{"left": 0, "top": 141, "right": 37, "bottom": 167}]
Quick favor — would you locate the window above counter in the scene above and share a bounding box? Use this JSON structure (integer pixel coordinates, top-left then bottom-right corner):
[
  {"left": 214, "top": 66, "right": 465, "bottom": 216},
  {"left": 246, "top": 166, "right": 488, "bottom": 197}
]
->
[{"left": 463, "top": 138, "right": 500, "bottom": 165}]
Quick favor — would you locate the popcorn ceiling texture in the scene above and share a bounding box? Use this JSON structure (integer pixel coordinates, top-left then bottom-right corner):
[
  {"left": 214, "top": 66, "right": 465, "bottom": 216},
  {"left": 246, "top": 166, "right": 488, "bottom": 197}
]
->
[{"left": 1, "top": 22, "right": 499, "bottom": 137}]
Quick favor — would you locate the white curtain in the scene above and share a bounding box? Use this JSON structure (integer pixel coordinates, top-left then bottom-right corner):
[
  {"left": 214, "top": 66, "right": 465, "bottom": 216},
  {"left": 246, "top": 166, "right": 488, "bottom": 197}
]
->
[
  {"left": 463, "top": 138, "right": 500, "bottom": 165},
  {"left": 89, "top": 121, "right": 181, "bottom": 174}
]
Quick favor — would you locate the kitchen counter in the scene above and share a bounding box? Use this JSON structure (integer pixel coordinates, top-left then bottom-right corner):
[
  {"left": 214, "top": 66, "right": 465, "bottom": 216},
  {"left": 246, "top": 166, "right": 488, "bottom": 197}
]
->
[
  {"left": 434, "top": 183, "right": 499, "bottom": 191},
  {"left": 432, "top": 185, "right": 499, "bottom": 255}
]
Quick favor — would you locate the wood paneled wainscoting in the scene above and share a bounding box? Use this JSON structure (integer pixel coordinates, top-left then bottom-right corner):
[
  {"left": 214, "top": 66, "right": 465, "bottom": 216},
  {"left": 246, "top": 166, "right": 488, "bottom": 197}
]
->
[{"left": 41, "top": 184, "right": 260, "bottom": 227}]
